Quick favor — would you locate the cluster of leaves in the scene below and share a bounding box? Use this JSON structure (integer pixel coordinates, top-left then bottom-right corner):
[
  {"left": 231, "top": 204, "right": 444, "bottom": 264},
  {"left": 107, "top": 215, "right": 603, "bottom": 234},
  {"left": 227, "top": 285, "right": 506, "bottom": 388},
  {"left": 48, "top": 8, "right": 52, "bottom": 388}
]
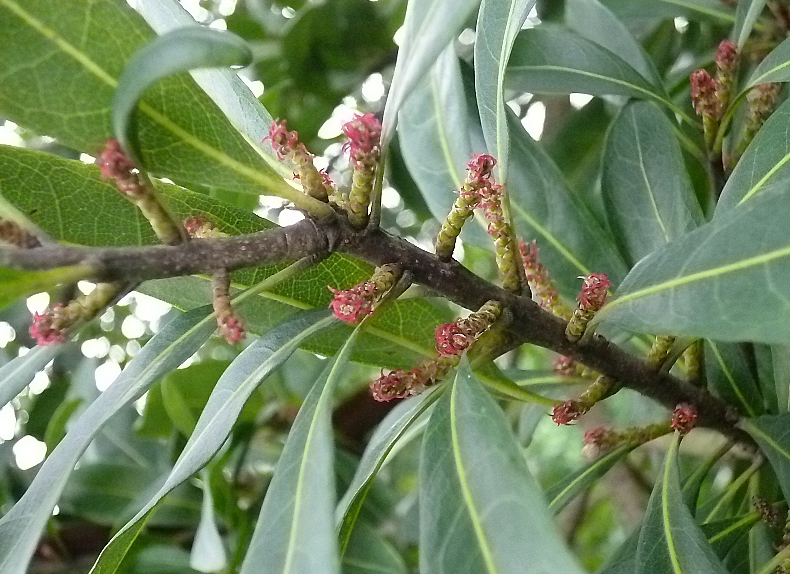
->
[{"left": 5, "top": 0, "right": 790, "bottom": 573}]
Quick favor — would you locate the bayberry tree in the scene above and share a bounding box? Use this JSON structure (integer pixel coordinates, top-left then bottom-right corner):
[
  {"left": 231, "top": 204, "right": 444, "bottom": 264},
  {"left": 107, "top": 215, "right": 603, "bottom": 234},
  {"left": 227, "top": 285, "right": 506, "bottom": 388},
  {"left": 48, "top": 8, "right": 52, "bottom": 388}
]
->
[{"left": 1, "top": 0, "right": 790, "bottom": 573}]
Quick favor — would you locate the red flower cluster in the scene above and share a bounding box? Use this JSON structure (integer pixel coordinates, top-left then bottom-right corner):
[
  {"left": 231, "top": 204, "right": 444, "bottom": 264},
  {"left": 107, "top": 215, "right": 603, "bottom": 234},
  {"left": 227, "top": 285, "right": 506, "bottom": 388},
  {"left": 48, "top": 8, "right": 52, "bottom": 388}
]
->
[
  {"left": 577, "top": 273, "right": 611, "bottom": 311},
  {"left": 551, "top": 400, "right": 582, "bottom": 425},
  {"left": 671, "top": 403, "right": 697, "bottom": 435},
  {"left": 520, "top": 240, "right": 567, "bottom": 317},
  {"left": 553, "top": 355, "right": 576, "bottom": 376},
  {"left": 690, "top": 69, "right": 719, "bottom": 118},
  {"left": 435, "top": 322, "right": 475, "bottom": 355},
  {"left": 328, "top": 282, "right": 377, "bottom": 324},
  {"left": 30, "top": 308, "right": 65, "bottom": 346},
  {"left": 370, "top": 368, "right": 424, "bottom": 402},
  {"left": 716, "top": 40, "right": 738, "bottom": 74},
  {"left": 264, "top": 119, "right": 302, "bottom": 160},
  {"left": 97, "top": 140, "right": 145, "bottom": 197},
  {"left": 342, "top": 113, "right": 382, "bottom": 168},
  {"left": 466, "top": 153, "right": 497, "bottom": 184},
  {"left": 219, "top": 316, "right": 245, "bottom": 345}
]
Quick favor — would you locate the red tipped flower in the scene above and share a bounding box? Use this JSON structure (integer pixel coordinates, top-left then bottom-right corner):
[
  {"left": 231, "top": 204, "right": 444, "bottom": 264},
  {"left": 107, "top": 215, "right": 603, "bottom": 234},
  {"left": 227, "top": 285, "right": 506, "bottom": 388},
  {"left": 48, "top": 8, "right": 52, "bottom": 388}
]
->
[
  {"left": 672, "top": 403, "right": 697, "bottom": 435},
  {"left": 219, "top": 316, "right": 245, "bottom": 345},
  {"left": 435, "top": 322, "right": 474, "bottom": 356},
  {"left": 466, "top": 154, "right": 497, "bottom": 184},
  {"left": 97, "top": 140, "right": 144, "bottom": 196},
  {"left": 264, "top": 119, "right": 302, "bottom": 160},
  {"left": 370, "top": 368, "right": 423, "bottom": 402},
  {"left": 690, "top": 69, "right": 720, "bottom": 118},
  {"left": 342, "top": 113, "right": 382, "bottom": 168},
  {"left": 329, "top": 282, "right": 377, "bottom": 324},
  {"left": 716, "top": 40, "right": 738, "bottom": 74},
  {"left": 553, "top": 355, "right": 576, "bottom": 377},
  {"left": 30, "top": 309, "right": 65, "bottom": 346},
  {"left": 578, "top": 273, "right": 611, "bottom": 311},
  {"left": 552, "top": 400, "right": 582, "bottom": 425}
]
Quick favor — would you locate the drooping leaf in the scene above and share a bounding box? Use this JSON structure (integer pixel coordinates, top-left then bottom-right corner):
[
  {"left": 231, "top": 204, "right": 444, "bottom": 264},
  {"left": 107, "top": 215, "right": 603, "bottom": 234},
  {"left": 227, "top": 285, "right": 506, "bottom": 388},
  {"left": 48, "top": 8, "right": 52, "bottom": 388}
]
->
[
  {"left": 507, "top": 114, "right": 628, "bottom": 298},
  {"left": 717, "top": 99, "right": 790, "bottom": 212},
  {"left": 112, "top": 26, "right": 251, "bottom": 165},
  {"left": 732, "top": 0, "right": 768, "bottom": 48},
  {"left": 742, "top": 415, "right": 790, "bottom": 502},
  {"left": 596, "top": 187, "right": 790, "bottom": 344},
  {"left": 419, "top": 359, "right": 584, "bottom": 574},
  {"left": 475, "top": 0, "right": 536, "bottom": 180},
  {"left": 705, "top": 340, "right": 763, "bottom": 417},
  {"left": 380, "top": 0, "right": 479, "bottom": 145},
  {"left": 342, "top": 521, "right": 407, "bottom": 574},
  {"left": 635, "top": 434, "right": 729, "bottom": 574},
  {"left": 0, "top": 0, "right": 300, "bottom": 204},
  {"left": 238, "top": 324, "right": 363, "bottom": 574},
  {"left": 0, "top": 307, "right": 216, "bottom": 574},
  {"left": 89, "top": 309, "right": 334, "bottom": 574},
  {"left": 336, "top": 387, "right": 443, "bottom": 555},
  {"left": 566, "top": 0, "right": 661, "bottom": 85},
  {"left": 547, "top": 446, "right": 633, "bottom": 513},
  {"left": 0, "top": 345, "right": 64, "bottom": 410},
  {"left": 602, "top": 100, "right": 703, "bottom": 266},
  {"left": 189, "top": 470, "right": 227, "bottom": 574}
]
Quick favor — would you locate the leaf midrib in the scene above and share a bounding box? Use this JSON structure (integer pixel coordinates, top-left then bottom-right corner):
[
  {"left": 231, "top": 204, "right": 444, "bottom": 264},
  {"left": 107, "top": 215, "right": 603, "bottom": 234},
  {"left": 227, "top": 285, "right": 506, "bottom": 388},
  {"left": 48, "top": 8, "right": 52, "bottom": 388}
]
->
[
  {"left": 707, "top": 341, "right": 756, "bottom": 416},
  {"left": 661, "top": 439, "right": 684, "bottom": 574}
]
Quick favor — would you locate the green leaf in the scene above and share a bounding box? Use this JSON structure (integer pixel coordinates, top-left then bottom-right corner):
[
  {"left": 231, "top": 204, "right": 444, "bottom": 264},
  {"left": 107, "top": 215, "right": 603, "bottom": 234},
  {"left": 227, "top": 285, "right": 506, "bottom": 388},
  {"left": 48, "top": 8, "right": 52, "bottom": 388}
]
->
[
  {"left": 742, "top": 415, "right": 790, "bottom": 502},
  {"left": 342, "top": 522, "right": 407, "bottom": 574},
  {"left": 380, "top": 0, "right": 479, "bottom": 144},
  {"left": 43, "top": 398, "right": 82, "bottom": 453},
  {"left": 89, "top": 309, "right": 333, "bottom": 574},
  {"left": 0, "top": 0, "right": 305, "bottom": 206},
  {"left": 0, "top": 267, "right": 91, "bottom": 312},
  {"left": 566, "top": 0, "right": 662, "bottom": 85},
  {"left": 506, "top": 26, "right": 689, "bottom": 122},
  {"left": 702, "top": 513, "right": 761, "bottom": 557},
  {"left": 596, "top": 188, "right": 790, "bottom": 343},
  {"left": 238, "top": 323, "right": 363, "bottom": 574},
  {"left": 189, "top": 471, "right": 226, "bottom": 573},
  {"left": 635, "top": 434, "right": 730, "bottom": 574},
  {"left": 0, "top": 306, "right": 216, "bottom": 574},
  {"left": 419, "top": 359, "right": 584, "bottom": 574},
  {"left": 772, "top": 345, "right": 790, "bottom": 413},
  {"left": 336, "top": 387, "right": 442, "bottom": 555},
  {"left": 475, "top": 0, "right": 535, "bottom": 180},
  {"left": 705, "top": 340, "right": 763, "bottom": 417},
  {"left": 112, "top": 26, "right": 251, "bottom": 164},
  {"left": 547, "top": 446, "right": 633, "bottom": 513},
  {"left": 717, "top": 99, "right": 790, "bottom": 212},
  {"left": 744, "top": 36, "right": 790, "bottom": 89},
  {"left": 602, "top": 101, "right": 703, "bottom": 266},
  {"left": 732, "top": 0, "right": 767, "bottom": 48},
  {"left": 600, "top": 0, "right": 736, "bottom": 22},
  {"left": 0, "top": 345, "right": 64, "bottom": 409},
  {"left": 507, "top": 113, "right": 628, "bottom": 298}
]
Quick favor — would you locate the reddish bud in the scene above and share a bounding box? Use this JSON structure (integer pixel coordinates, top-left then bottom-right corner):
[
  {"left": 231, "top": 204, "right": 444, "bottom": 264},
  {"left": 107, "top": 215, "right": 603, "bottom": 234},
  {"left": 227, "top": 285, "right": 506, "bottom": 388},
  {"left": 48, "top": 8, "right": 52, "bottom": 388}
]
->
[
  {"left": 97, "top": 140, "right": 145, "bottom": 196},
  {"left": 553, "top": 356, "right": 576, "bottom": 377},
  {"left": 370, "top": 368, "right": 423, "bottom": 401},
  {"left": 342, "top": 113, "right": 382, "bottom": 168},
  {"left": 30, "top": 308, "right": 65, "bottom": 346},
  {"left": 435, "top": 322, "right": 474, "bottom": 356},
  {"left": 328, "top": 282, "right": 376, "bottom": 324},
  {"left": 184, "top": 215, "right": 210, "bottom": 236},
  {"left": 671, "top": 403, "right": 697, "bottom": 435},
  {"left": 264, "top": 119, "right": 301, "bottom": 160},
  {"left": 466, "top": 154, "right": 497, "bottom": 184},
  {"left": 690, "top": 69, "right": 720, "bottom": 118},
  {"left": 552, "top": 400, "right": 582, "bottom": 425},
  {"left": 716, "top": 40, "right": 738, "bottom": 74},
  {"left": 219, "top": 316, "right": 245, "bottom": 345},
  {"left": 577, "top": 273, "right": 611, "bottom": 311}
]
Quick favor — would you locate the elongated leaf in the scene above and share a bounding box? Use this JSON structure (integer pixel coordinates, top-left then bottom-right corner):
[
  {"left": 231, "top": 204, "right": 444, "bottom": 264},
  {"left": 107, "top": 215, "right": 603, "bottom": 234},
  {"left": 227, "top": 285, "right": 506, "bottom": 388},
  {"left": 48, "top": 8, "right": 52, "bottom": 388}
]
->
[
  {"left": 112, "top": 26, "right": 251, "bottom": 163},
  {"left": 507, "top": 114, "right": 628, "bottom": 297},
  {"left": 596, "top": 187, "right": 790, "bottom": 343},
  {"left": 189, "top": 470, "right": 226, "bottom": 573},
  {"left": 336, "top": 387, "right": 442, "bottom": 554},
  {"left": 733, "top": 0, "right": 767, "bottom": 48},
  {"left": 745, "top": 36, "right": 790, "bottom": 88},
  {"left": 772, "top": 345, "right": 790, "bottom": 412},
  {"left": 475, "top": 0, "right": 535, "bottom": 180},
  {"left": 0, "top": 345, "right": 64, "bottom": 410},
  {"left": 566, "top": 0, "right": 661, "bottom": 85},
  {"left": 547, "top": 446, "right": 633, "bottom": 513},
  {"left": 635, "top": 434, "right": 729, "bottom": 574},
  {"left": 597, "top": 533, "right": 638, "bottom": 574},
  {"left": 238, "top": 326, "right": 362, "bottom": 574},
  {"left": 380, "top": 0, "right": 479, "bottom": 145},
  {"left": 0, "top": 307, "right": 216, "bottom": 574},
  {"left": 601, "top": 0, "right": 737, "bottom": 22},
  {"left": 0, "top": 0, "right": 299, "bottom": 204},
  {"left": 342, "top": 521, "right": 407, "bottom": 574},
  {"left": 89, "top": 310, "right": 334, "bottom": 574},
  {"left": 0, "top": 267, "right": 90, "bottom": 312},
  {"left": 602, "top": 101, "right": 703, "bottom": 266},
  {"left": 420, "top": 359, "right": 584, "bottom": 574},
  {"left": 717, "top": 98, "right": 790, "bottom": 212},
  {"left": 506, "top": 26, "right": 679, "bottom": 118},
  {"left": 742, "top": 415, "right": 790, "bottom": 502},
  {"left": 705, "top": 340, "right": 763, "bottom": 417}
]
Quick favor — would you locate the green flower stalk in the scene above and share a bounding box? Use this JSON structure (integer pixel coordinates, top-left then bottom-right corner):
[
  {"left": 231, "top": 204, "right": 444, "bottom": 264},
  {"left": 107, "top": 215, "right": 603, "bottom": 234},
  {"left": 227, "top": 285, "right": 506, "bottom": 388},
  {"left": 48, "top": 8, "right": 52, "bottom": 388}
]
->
[
  {"left": 583, "top": 421, "right": 673, "bottom": 459},
  {"left": 565, "top": 273, "right": 611, "bottom": 342},
  {"left": 729, "top": 83, "right": 781, "bottom": 171},
  {"left": 328, "top": 263, "right": 401, "bottom": 324},
  {"left": 520, "top": 240, "right": 571, "bottom": 319},
  {"left": 342, "top": 113, "right": 382, "bottom": 228},
  {"left": 434, "top": 300, "right": 501, "bottom": 356},
  {"left": 683, "top": 340, "right": 703, "bottom": 385},
  {"left": 552, "top": 374, "right": 614, "bottom": 425},
  {"left": 647, "top": 335, "right": 676, "bottom": 369},
  {"left": 714, "top": 40, "right": 739, "bottom": 119}
]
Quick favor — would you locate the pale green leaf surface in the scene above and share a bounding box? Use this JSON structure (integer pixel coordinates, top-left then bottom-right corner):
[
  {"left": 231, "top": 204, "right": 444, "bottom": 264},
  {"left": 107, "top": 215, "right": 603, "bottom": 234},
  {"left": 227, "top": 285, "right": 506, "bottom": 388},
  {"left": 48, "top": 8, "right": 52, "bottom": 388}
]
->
[
  {"left": 419, "top": 359, "right": 584, "bottom": 574},
  {"left": 380, "top": 0, "right": 479, "bottom": 145},
  {"left": 596, "top": 187, "right": 790, "bottom": 343},
  {"left": 342, "top": 522, "right": 407, "bottom": 574},
  {"left": 772, "top": 345, "right": 790, "bottom": 412},
  {"left": 475, "top": 0, "right": 535, "bottom": 180},
  {"left": 602, "top": 101, "right": 703, "bottom": 265},
  {"left": 189, "top": 471, "right": 227, "bottom": 573},
  {"left": 89, "top": 310, "right": 333, "bottom": 574},
  {"left": 0, "top": 345, "right": 64, "bottom": 410},
  {"left": 733, "top": 0, "right": 767, "bottom": 48},
  {"left": 507, "top": 114, "right": 628, "bottom": 297},
  {"left": 238, "top": 325, "right": 363, "bottom": 574},
  {"left": 0, "top": 307, "right": 216, "bottom": 574},
  {"left": 635, "top": 434, "right": 729, "bottom": 574},
  {"left": 705, "top": 340, "right": 763, "bottom": 417},
  {"left": 600, "top": 0, "right": 736, "bottom": 22},
  {"left": 742, "top": 415, "right": 790, "bottom": 502},
  {"left": 745, "top": 35, "right": 790, "bottom": 88}
]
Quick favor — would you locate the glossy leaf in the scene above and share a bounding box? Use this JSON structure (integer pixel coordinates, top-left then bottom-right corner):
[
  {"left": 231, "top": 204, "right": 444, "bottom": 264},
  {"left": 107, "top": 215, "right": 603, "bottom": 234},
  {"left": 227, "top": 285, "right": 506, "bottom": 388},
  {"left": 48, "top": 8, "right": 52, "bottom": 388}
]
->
[
  {"left": 0, "top": 267, "right": 91, "bottom": 312},
  {"left": 705, "top": 340, "right": 763, "bottom": 417},
  {"left": 336, "top": 386, "right": 442, "bottom": 555},
  {"left": 745, "top": 36, "right": 790, "bottom": 89},
  {"left": 718, "top": 99, "right": 790, "bottom": 212},
  {"left": 507, "top": 114, "right": 628, "bottom": 297},
  {"left": 112, "top": 26, "right": 252, "bottom": 164},
  {"left": 566, "top": 0, "right": 661, "bottom": 85},
  {"left": 238, "top": 325, "right": 362, "bottom": 574},
  {"left": 547, "top": 446, "right": 633, "bottom": 513},
  {"left": 602, "top": 101, "right": 703, "bottom": 265},
  {"left": 419, "top": 359, "right": 584, "bottom": 574},
  {"left": 742, "top": 415, "right": 790, "bottom": 502},
  {"left": 0, "top": 307, "right": 216, "bottom": 574},
  {"left": 89, "top": 310, "right": 334, "bottom": 574},
  {"left": 342, "top": 522, "right": 407, "bottom": 574},
  {"left": 0, "top": 0, "right": 301, "bottom": 204},
  {"left": 0, "top": 345, "right": 63, "bottom": 410},
  {"left": 380, "top": 0, "right": 479, "bottom": 145},
  {"left": 635, "top": 434, "right": 729, "bottom": 574},
  {"left": 732, "top": 0, "right": 767, "bottom": 48},
  {"left": 596, "top": 187, "right": 790, "bottom": 343},
  {"left": 702, "top": 513, "right": 761, "bottom": 557},
  {"left": 506, "top": 26, "right": 680, "bottom": 118},
  {"left": 475, "top": 0, "right": 535, "bottom": 180}
]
